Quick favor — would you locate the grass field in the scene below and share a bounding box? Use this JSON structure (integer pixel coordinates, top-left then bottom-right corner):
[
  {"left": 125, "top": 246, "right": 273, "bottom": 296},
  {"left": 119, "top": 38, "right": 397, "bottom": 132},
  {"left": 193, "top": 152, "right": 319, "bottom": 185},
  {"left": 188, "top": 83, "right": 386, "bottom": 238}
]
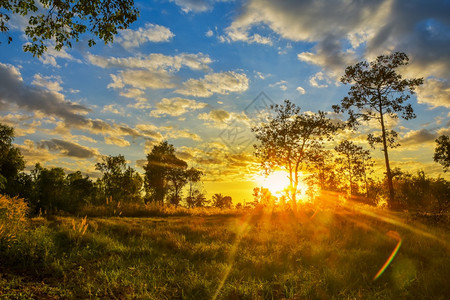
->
[{"left": 1, "top": 201, "right": 449, "bottom": 299}]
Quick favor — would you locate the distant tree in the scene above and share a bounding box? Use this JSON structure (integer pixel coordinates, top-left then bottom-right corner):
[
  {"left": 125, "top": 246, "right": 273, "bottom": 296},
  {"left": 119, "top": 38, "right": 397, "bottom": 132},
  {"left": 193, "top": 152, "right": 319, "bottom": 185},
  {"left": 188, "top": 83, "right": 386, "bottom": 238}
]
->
[
  {"left": 0, "top": 0, "right": 139, "bottom": 56},
  {"left": 434, "top": 135, "right": 449, "bottom": 173},
  {"left": 144, "top": 141, "right": 188, "bottom": 205},
  {"left": 0, "top": 123, "right": 25, "bottom": 195},
  {"left": 334, "top": 140, "right": 373, "bottom": 197},
  {"left": 66, "top": 171, "right": 94, "bottom": 212},
  {"left": 252, "top": 100, "right": 341, "bottom": 209},
  {"left": 185, "top": 167, "right": 203, "bottom": 204},
  {"left": 333, "top": 52, "right": 423, "bottom": 208},
  {"left": 32, "top": 164, "right": 66, "bottom": 213},
  {"left": 252, "top": 187, "right": 274, "bottom": 207},
  {"left": 212, "top": 193, "right": 232, "bottom": 209},
  {"left": 95, "top": 154, "right": 142, "bottom": 203}
]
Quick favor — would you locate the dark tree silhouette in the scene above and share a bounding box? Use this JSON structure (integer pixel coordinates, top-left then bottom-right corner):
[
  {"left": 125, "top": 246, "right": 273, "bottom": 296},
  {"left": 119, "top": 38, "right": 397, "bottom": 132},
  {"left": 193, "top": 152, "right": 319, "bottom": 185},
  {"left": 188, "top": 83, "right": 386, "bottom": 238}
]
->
[
  {"left": 333, "top": 52, "right": 423, "bottom": 207},
  {"left": 434, "top": 135, "right": 449, "bottom": 173},
  {"left": 252, "top": 99, "right": 340, "bottom": 209},
  {"left": 334, "top": 140, "right": 373, "bottom": 197},
  {"left": 95, "top": 154, "right": 142, "bottom": 203},
  {"left": 144, "top": 141, "right": 188, "bottom": 205},
  {"left": 0, "top": 123, "right": 24, "bottom": 194},
  {"left": 1, "top": 0, "right": 139, "bottom": 56},
  {"left": 212, "top": 193, "right": 232, "bottom": 209}
]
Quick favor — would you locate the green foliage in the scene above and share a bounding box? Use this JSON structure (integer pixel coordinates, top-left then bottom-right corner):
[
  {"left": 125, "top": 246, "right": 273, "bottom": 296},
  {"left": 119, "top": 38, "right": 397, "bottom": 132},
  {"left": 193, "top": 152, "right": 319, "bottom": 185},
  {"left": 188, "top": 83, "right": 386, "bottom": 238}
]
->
[
  {"left": 144, "top": 141, "right": 191, "bottom": 205},
  {"left": 434, "top": 135, "right": 449, "bottom": 172},
  {"left": 95, "top": 154, "right": 143, "bottom": 203},
  {"left": 1, "top": 0, "right": 139, "bottom": 56},
  {"left": 392, "top": 170, "right": 450, "bottom": 212},
  {"left": 0, "top": 208, "right": 449, "bottom": 298}
]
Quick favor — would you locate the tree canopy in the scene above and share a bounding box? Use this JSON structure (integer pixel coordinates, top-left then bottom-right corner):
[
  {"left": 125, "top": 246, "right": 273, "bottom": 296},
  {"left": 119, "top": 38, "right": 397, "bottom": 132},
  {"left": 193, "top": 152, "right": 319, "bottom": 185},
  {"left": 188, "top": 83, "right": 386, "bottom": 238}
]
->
[
  {"left": 252, "top": 99, "right": 341, "bottom": 207},
  {"left": 434, "top": 135, "right": 449, "bottom": 173},
  {"left": 0, "top": 0, "right": 139, "bottom": 56}
]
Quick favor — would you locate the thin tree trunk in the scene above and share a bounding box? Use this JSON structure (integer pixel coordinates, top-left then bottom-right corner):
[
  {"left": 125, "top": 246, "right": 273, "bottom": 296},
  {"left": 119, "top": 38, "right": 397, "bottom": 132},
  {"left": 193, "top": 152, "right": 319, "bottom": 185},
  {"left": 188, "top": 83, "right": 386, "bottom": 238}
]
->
[{"left": 379, "top": 104, "right": 395, "bottom": 207}]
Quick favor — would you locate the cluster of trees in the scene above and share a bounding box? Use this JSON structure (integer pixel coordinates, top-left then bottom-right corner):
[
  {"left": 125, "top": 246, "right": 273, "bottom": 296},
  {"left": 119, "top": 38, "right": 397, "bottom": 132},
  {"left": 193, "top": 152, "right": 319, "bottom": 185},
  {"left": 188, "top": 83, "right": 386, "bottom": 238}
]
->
[
  {"left": 1, "top": 123, "right": 237, "bottom": 213},
  {"left": 252, "top": 52, "right": 449, "bottom": 212}
]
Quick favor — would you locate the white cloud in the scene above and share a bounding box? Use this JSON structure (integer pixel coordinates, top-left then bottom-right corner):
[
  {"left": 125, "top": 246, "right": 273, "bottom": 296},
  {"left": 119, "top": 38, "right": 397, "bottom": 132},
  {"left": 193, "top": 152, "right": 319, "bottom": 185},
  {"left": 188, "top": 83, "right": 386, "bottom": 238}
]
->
[
  {"left": 206, "top": 29, "right": 214, "bottom": 37},
  {"left": 269, "top": 80, "right": 288, "bottom": 91},
  {"left": 416, "top": 78, "right": 450, "bottom": 108},
  {"left": 296, "top": 86, "right": 306, "bottom": 94},
  {"left": 32, "top": 74, "right": 63, "bottom": 92},
  {"left": 117, "top": 23, "right": 174, "bottom": 49},
  {"left": 176, "top": 71, "right": 249, "bottom": 97},
  {"left": 309, "top": 72, "right": 331, "bottom": 88},
  {"left": 150, "top": 97, "right": 207, "bottom": 117}
]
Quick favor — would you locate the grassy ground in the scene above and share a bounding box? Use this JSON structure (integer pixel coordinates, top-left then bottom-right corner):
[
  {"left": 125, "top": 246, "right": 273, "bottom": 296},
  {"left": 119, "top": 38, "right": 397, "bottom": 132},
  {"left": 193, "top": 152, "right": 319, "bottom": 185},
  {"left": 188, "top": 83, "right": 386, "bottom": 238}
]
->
[{"left": 0, "top": 202, "right": 449, "bottom": 299}]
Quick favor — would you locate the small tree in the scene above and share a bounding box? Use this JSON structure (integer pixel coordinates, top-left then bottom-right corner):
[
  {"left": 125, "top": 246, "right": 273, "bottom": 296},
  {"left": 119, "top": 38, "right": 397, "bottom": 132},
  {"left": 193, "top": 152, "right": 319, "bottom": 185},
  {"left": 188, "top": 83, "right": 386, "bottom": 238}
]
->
[
  {"left": 212, "top": 193, "right": 232, "bottom": 209},
  {"left": 334, "top": 140, "right": 373, "bottom": 197},
  {"left": 434, "top": 135, "right": 449, "bottom": 173},
  {"left": 252, "top": 100, "right": 340, "bottom": 209},
  {"left": 333, "top": 52, "right": 423, "bottom": 208}
]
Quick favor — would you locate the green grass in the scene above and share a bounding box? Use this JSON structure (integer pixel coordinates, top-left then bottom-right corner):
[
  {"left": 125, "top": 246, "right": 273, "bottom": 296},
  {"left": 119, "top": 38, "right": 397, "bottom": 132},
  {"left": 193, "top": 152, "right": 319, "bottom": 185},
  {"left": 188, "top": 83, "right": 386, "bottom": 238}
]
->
[{"left": 1, "top": 204, "right": 449, "bottom": 299}]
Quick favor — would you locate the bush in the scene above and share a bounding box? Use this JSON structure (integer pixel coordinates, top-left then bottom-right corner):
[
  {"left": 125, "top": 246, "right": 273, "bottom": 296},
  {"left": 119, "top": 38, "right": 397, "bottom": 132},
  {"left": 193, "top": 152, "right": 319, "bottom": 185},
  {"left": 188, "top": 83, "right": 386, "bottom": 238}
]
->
[{"left": 0, "top": 194, "right": 29, "bottom": 248}]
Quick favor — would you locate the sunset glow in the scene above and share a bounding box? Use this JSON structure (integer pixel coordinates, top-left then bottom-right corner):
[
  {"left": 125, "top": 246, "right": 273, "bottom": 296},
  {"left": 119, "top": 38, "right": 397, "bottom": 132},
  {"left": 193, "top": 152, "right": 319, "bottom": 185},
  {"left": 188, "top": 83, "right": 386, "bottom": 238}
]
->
[{"left": 255, "top": 170, "right": 310, "bottom": 200}]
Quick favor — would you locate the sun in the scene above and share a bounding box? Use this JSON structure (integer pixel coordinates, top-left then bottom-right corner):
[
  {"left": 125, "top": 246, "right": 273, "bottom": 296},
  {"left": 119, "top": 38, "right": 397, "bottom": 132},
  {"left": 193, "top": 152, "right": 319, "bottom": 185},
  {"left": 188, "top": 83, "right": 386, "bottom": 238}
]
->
[
  {"left": 255, "top": 170, "right": 291, "bottom": 195},
  {"left": 255, "top": 170, "right": 311, "bottom": 200}
]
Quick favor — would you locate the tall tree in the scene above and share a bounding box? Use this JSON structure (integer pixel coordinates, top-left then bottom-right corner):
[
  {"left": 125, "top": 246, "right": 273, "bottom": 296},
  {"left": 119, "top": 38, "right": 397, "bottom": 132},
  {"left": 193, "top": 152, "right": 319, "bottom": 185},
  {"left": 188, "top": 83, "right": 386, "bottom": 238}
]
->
[
  {"left": 1, "top": 0, "right": 139, "bottom": 56},
  {"left": 333, "top": 52, "right": 423, "bottom": 207},
  {"left": 144, "top": 141, "right": 187, "bottom": 205},
  {"left": 252, "top": 100, "right": 340, "bottom": 209},
  {"left": 434, "top": 135, "right": 449, "bottom": 173}
]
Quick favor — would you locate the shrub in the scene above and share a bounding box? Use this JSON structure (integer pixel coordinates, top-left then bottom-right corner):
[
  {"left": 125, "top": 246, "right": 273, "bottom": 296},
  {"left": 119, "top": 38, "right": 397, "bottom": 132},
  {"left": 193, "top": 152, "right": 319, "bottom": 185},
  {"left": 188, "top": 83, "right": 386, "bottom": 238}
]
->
[{"left": 0, "top": 194, "right": 29, "bottom": 248}]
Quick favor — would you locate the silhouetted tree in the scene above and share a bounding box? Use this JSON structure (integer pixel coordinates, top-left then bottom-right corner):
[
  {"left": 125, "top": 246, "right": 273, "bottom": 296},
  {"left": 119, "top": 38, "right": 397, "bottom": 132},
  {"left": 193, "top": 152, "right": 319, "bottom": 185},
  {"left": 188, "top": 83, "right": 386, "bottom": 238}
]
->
[
  {"left": 434, "top": 135, "right": 449, "bottom": 173},
  {"left": 253, "top": 100, "right": 341, "bottom": 210},
  {"left": 212, "top": 193, "right": 232, "bottom": 209},
  {"left": 144, "top": 141, "right": 188, "bottom": 205},
  {"left": 32, "top": 164, "right": 66, "bottom": 213},
  {"left": 1, "top": 0, "right": 139, "bottom": 56},
  {"left": 333, "top": 52, "right": 423, "bottom": 208},
  {"left": 65, "top": 171, "right": 94, "bottom": 212},
  {"left": 185, "top": 167, "right": 203, "bottom": 206},
  {"left": 334, "top": 140, "right": 373, "bottom": 197},
  {"left": 0, "top": 123, "right": 25, "bottom": 195},
  {"left": 95, "top": 154, "right": 142, "bottom": 203}
]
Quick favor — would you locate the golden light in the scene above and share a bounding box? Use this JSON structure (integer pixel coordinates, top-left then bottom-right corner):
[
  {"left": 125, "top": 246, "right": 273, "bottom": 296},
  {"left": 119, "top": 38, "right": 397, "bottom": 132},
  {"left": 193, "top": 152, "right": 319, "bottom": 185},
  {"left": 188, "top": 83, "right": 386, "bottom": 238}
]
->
[{"left": 255, "top": 170, "right": 310, "bottom": 199}]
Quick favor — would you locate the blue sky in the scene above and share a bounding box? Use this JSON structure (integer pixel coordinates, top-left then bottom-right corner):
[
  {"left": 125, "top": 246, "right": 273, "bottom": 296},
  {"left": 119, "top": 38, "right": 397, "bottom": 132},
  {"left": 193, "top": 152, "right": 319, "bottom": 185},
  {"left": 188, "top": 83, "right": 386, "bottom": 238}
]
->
[{"left": 1, "top": 0, "right": 449, "bottom": 202}]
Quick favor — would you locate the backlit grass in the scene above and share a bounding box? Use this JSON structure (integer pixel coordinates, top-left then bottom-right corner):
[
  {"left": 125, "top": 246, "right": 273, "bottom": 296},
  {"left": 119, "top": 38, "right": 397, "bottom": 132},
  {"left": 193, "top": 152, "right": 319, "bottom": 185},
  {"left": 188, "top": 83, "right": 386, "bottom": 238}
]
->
[{"left": 0, "top": 201, "right": 449, "bottom": 299}]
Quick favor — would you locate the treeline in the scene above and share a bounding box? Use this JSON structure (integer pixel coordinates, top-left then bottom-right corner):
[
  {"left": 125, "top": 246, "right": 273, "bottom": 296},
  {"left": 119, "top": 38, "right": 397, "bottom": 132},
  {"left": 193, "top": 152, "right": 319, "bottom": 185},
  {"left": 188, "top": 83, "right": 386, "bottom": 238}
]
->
[{"left": 1, "top": 123, "right": 238, "bottom": 215}]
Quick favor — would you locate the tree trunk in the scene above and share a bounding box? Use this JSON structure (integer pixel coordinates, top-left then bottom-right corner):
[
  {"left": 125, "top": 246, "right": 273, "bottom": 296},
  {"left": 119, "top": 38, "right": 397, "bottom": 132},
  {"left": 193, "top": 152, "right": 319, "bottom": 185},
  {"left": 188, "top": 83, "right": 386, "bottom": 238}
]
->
[{"left": 379, "top": 105, "right": 395, "bottom": 207}]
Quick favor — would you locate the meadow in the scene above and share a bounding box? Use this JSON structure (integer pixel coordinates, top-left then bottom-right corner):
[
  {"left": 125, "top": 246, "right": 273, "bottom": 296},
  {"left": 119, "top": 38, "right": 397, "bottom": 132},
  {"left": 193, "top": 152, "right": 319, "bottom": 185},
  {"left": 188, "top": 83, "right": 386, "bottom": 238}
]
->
[{"left": 1, "top": 195, "right": 449, "bottom": 299}]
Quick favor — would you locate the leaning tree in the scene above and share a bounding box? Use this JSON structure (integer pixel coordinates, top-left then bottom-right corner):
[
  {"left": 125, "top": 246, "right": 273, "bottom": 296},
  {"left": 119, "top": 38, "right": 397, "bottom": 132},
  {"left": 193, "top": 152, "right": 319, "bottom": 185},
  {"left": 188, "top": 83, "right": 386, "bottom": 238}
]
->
[{"left": 333, "top": 52, "right": 423, "bottom": 208}]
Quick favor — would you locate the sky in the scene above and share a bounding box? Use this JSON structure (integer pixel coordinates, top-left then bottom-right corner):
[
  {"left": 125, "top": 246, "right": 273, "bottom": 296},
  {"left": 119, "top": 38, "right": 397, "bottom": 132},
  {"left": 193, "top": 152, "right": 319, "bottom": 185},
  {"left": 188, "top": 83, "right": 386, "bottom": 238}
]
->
[{"left": 1, "top": 0, "right": 449, "bottom": 203}]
